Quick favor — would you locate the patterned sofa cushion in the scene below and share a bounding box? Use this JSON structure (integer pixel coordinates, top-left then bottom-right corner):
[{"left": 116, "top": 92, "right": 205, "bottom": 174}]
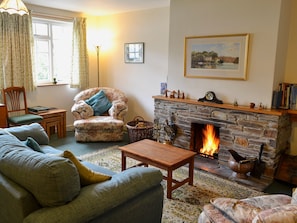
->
[{"left": 0, "top": 137, "right": 80, "bottom": 207}]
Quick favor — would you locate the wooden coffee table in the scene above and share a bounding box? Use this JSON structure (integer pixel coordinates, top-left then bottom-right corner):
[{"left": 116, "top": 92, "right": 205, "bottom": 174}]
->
[{"left": 119, "top": 139, "right": 196, "bottom": 199}]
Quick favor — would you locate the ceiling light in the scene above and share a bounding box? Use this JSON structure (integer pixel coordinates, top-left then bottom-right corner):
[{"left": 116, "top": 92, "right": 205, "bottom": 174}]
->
[{"left": 0, "top": 0, "right": 29, "bottom": 16}]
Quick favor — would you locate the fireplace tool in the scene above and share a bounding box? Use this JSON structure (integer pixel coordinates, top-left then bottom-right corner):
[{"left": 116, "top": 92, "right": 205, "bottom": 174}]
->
[{"left": 251, "top": 144, "right": 266, "bottom": 178}]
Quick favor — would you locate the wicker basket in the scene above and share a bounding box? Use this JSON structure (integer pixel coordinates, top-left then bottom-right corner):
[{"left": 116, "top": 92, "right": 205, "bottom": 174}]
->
[{"left": 126, "top": 116, "right": 154, "bottom": 143}]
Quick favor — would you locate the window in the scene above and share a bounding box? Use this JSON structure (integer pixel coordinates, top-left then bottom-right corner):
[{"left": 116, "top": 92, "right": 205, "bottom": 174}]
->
[{"left": 32, "top": 18, "right": 73, "bottom": 84}]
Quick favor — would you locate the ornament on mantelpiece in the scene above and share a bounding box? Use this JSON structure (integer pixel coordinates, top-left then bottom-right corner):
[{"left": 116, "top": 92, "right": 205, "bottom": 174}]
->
[{"left": 163, "top": 113, "right": 177, "bottom": 144}]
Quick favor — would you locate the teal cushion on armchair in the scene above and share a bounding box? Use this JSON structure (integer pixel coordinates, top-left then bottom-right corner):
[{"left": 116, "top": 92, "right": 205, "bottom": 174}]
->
[{"left": 85, "top": 90, "right": 112, "bottom": 116}]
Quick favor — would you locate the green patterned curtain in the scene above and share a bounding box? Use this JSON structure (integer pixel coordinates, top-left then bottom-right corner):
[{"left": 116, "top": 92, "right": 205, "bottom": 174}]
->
[
  {"left": 0, "top": 12, "right": 35, "bottom": 91},
  {"left": 71, "top": 17, "right": 89, "bottom": 89}
]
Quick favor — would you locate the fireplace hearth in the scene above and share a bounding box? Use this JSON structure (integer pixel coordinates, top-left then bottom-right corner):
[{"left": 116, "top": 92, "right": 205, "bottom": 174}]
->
[{"left": 153, "top": 95, "right": 291, "bottom": 188}]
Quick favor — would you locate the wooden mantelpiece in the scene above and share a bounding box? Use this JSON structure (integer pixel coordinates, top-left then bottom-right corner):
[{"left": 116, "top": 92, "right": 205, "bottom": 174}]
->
[{"left": 153, "top": 95, "right": 293, "bottom": 117}]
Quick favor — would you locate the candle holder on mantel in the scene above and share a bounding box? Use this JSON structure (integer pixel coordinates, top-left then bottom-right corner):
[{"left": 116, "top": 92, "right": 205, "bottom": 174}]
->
[{"left": 165, "top": 89, "right": 184, "bottom": 99}]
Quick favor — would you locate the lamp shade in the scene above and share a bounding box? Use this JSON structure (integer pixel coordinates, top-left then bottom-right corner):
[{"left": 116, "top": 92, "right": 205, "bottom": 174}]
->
[{"left": 0, "top": 0, "right": 29, "bottom": 15}]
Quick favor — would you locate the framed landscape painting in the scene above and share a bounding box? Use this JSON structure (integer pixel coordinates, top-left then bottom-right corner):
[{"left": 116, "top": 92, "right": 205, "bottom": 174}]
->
[{"left": 184, "top": 34, "right": 249, "bottom": 80}]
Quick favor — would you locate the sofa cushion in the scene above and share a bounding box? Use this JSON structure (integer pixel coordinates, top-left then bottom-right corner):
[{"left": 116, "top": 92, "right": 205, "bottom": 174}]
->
[
  {"left": 210, "top": 197, "right": 262, "bottom": 223},
  {"left": 24, "top": 137, "right": 44, "bottom": 153},
  {"left": 5, "top": 123, "right": 49, "bottom": 145},
  {"left": 62, "top": 150, "right": 111, "bottom": 186},
  {"left": 85, "top": 90, "right": 112, "bottom": 116},
  {"left": 0, "top": 145, "right": 80, "bottom": 207},
  {"left": 23, "top": 167, "right": 163, "bottom": 223}
]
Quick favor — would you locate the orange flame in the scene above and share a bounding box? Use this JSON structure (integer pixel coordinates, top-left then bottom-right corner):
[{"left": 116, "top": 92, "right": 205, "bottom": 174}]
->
[{"left": 200, "top": 124, "right": 219, "bottom": 156}]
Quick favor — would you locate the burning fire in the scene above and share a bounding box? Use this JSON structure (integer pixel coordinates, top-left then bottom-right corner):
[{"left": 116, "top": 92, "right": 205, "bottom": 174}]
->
[{"left": 200, "top": 124, "right": 219, "bottom": 156}]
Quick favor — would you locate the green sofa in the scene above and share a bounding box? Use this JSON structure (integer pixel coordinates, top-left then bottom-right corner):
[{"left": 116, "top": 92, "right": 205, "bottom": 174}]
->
[{"left": 0, "top": 123, "right": 164, "bottom": 223}]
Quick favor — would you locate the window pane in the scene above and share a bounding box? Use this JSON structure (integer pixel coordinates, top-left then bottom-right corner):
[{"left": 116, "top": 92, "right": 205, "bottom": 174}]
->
[
  {"left": 33, "top": 19, "right": 73, "bottom": 84},
  {"left": 33, "top": 23, "right": 48, "bottom": 36},
  {"left": 34, "top": 40, "right": 50, "bottom": 82},
  {"left": 52, "top": 25, "right": 72, "bottom": 82}
]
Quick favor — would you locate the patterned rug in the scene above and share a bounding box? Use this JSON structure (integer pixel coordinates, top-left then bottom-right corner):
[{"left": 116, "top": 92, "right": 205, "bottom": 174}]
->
[{"left": 79, "top": 146, "right": 264, "bottom": 223}]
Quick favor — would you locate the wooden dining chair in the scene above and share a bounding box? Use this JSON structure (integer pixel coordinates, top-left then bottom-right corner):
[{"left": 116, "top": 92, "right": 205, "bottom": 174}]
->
[{"left": 2, "top": 86, "right": 43, "bottom": 126}]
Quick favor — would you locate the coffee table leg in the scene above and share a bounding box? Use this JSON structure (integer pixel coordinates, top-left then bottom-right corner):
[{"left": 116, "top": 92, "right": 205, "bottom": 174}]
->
[
  {"left": 167, "top": 169, "right": 173, "bottom": 199},
  {"left": 189, "top": 158, "right": 194, "bottom": 185},
  {"left": 121, "top": 151, "right": 126, "bottom": 171}
]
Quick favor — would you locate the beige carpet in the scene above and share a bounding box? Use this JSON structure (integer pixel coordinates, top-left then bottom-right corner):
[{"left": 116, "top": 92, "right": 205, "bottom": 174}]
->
[{"left": 79, "top": 146, "right": 264, "bottom": 223}]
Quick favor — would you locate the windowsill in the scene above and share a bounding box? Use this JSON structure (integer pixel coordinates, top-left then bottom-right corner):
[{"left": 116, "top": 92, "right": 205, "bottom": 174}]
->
[{"left": 37, "top": 83, "right": 69, "bottom": 87}]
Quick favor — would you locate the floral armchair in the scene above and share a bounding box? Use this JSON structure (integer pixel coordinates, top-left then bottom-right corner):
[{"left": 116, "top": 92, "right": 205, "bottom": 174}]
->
[
  {"left": 71, "top": 87, "right": 128, "bottom": 142},
  {"left": 198, "top": 188, "right": 297, "bottom": 223}
]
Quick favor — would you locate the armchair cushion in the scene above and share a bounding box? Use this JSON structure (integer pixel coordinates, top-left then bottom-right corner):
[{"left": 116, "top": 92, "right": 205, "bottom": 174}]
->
[
  {"left": 72, "top": 100, "right": 94, "bottom": 120},
  {"left": 109, "top": 99, "right": 128, "bottom": 120},
  {"left": 85, "top": 90, "right": 112, "bottom": 116},
  {"left": 210, "top": 197, "right": 261, "bottom": 222},
  {"left": 252, "top": 204, "right": 297, "bottom": 223},
  {"left": 199, "top": 194, "right": 294, "bottom": 223},
  {"left": 242, "top": 194, "right": 292, "bottom": 209},
  {"left": 202, "top": 204, "right": 233, "bottom": 223}
]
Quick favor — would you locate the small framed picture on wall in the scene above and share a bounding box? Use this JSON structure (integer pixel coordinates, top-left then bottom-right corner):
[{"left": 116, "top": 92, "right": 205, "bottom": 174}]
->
[{"left": 124, "top": 42, "right": 144, "bottom": 63}]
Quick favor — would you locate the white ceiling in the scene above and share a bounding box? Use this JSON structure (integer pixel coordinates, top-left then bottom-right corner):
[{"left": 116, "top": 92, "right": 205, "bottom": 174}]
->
[{"left": 23, "top": 0, "right": 170, "bottom": 16}]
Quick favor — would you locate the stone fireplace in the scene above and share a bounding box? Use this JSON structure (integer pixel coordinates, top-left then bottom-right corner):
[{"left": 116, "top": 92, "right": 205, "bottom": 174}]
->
[{"left": 153, "top": 96, "right": 291, "bottom": 181}]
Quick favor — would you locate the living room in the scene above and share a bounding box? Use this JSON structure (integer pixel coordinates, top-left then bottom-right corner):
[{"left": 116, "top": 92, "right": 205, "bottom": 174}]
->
[
  {"left": 20, "top": 0, "right": 297, "bottom": 156},
  {"left": 1, "top": 0, "right": 297, "bottom": 222}
]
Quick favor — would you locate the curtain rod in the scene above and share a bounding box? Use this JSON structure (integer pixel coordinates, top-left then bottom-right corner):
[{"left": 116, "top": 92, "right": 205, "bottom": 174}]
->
[{"left": 31, "top": 11, "right": 74, "bottom": 22}]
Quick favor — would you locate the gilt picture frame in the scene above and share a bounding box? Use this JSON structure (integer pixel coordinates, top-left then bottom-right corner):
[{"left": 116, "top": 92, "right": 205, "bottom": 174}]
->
[
  {"left": 184, "top": 34, "right": 249, "bottom": 80},
  {"left": 124, "top": 42, "right": 144, "bottom": 63}
]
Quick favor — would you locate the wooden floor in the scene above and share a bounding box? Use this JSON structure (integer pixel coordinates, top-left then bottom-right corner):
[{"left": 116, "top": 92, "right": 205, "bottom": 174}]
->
[{"left": 194, "top": 155, "right": 272, "bottom": 191}]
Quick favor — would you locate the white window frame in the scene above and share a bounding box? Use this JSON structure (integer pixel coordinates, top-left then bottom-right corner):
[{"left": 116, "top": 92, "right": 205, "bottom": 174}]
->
[{"left": 32, "top": 18, "right": 73, "bottom": 85}]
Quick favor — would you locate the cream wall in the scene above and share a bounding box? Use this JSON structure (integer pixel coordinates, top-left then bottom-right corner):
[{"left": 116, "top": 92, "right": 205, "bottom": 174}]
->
[
  {"left": 21, "top": 2, "right": 297, "bottom": 153},
  {"left": 86, "top": 8, "right": 170, "bottom": 123},
  {"left": 167, "top": 0, "right": 288, "bottom": 107},
  {"left": 167, "top": 0, "right": 297, "bottom": 154}
]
